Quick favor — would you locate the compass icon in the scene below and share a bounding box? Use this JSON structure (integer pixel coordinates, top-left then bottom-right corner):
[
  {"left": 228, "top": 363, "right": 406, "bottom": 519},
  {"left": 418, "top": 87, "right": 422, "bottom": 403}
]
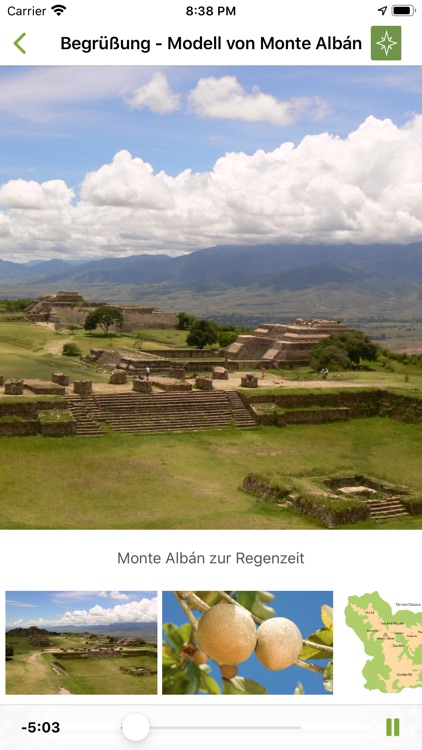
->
[{"left": 371, "top": 26, "right": 402, "bottom": 60}]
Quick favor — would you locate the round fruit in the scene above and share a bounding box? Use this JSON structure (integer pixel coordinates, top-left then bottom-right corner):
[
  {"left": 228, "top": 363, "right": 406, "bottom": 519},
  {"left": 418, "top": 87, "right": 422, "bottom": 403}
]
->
[
  {"left": 198, "top": 604, "right": 257, "bottom": 665},
  {"left": 193, "top": 649, "right": 208, "bottom": 665},
  {"left": 255, "top": 617, "right": 303, "bottom": 670},
  {"left": 220, "top": 664, "right": 238, "bottom": 679}
]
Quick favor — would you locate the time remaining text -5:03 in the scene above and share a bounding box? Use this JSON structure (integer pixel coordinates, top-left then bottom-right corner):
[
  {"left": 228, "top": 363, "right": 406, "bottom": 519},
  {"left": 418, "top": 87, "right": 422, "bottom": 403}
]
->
[{"left": 22, "top": 722, "right": 60, "bottom": 733}]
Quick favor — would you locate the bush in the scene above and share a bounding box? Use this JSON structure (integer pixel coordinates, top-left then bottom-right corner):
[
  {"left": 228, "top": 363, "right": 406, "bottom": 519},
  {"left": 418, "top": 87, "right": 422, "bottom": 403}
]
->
[
  {"left": 62, "top": 342, "right": 81, "bottom": 357},
  {"left": 310, "top": 332, "right": 378, "bottom": 372}
]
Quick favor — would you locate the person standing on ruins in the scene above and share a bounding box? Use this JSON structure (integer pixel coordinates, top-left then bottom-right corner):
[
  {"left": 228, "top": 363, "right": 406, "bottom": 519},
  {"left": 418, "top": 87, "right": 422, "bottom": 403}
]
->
[{"left": 145, "top": 365, "right": 150, "bottom": 381}]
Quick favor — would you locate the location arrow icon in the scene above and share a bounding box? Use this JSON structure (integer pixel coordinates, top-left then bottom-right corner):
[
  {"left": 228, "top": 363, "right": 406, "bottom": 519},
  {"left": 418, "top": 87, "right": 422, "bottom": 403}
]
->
[
  {"left": 14, "top": 32, "right": 26, "bottom": 54},
  {"left": 378, "top": 6, "right": 388, "bottom": 14}
]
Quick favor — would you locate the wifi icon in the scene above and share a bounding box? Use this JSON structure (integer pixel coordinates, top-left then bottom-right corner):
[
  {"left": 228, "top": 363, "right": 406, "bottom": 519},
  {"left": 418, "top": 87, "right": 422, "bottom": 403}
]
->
[{"left": 51, "top": 4, "right": 66, "bottom": 14}]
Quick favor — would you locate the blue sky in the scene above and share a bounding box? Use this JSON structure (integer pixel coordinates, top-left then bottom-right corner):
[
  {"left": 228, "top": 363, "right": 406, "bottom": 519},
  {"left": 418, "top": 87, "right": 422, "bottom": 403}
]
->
[
  {"left": 0, "top": 66, "right": 420, "bottom": 183},
  {"left": 0, "top": 66, "right": 421, "bottom": 260},
  {"left": 163, "top": 591, "right": 333, "bottom": 696},
  {"left": 6, "top": 591, "right": 157, "bottom": 628}
]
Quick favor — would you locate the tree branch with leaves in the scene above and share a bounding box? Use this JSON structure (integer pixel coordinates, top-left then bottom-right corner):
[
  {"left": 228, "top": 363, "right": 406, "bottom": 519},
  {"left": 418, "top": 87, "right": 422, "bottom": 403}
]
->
[{"left": 163, "top": 591, "right": 333, "bottom": 695}]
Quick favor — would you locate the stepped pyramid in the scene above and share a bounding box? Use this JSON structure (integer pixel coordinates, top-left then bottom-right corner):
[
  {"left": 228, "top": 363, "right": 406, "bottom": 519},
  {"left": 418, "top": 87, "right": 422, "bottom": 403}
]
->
[{"left": 223, "top": 318, "right": 354, "bottom": 367}]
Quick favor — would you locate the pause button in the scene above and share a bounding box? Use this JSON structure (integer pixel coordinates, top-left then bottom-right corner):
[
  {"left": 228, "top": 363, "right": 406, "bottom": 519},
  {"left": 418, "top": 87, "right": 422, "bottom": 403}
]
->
[{"left": 386, "top": 718, "right": 400, "bottom": 737}]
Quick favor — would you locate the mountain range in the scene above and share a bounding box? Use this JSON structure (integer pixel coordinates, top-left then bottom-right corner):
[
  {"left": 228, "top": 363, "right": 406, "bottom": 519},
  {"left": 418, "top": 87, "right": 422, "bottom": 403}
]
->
[
  {"left": 6, "top": 622, "right": 157, "bottom": 640},
  {"left": 1, "top": 243, "right": 421, "bottom": 321}
]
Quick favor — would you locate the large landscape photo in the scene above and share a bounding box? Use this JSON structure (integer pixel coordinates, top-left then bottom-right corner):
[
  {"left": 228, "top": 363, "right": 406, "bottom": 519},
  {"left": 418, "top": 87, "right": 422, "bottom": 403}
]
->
[{"left": 0, "top": 66, "right": 421, "bottom": 530}]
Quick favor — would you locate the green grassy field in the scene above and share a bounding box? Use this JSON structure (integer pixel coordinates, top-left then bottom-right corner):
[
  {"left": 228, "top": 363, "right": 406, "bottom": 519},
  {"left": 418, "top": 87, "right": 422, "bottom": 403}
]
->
[
  {"left": 1, "top": 317, "right": 421, "bottom": 530},
  {"left": 6, "top": 634, "right": 157, "bottom": 695},
  {"left": 0, "top": 317, "right": 191, "bottom": 382},
  {"left": 1, "top": 420, "right": 421, "bottom": 530}
]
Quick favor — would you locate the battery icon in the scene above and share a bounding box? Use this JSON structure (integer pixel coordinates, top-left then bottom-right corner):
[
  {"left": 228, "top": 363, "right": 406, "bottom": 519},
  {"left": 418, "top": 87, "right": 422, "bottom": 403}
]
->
[{"left": 392, "top": 5, "right": 414, "bottom": 14}]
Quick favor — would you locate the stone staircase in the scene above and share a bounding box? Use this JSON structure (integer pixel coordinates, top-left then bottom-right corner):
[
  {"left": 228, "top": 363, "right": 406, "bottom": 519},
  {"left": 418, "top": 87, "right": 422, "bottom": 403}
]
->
[
  {"left": 66, "top": 395, "right": 105, "bottom": 437},
  {"left": 225, "top": 391, "right": 257, "bottom": 428},
  {"left": 66, "top": 391, "right": 257, "bottom": 436},
  {"left": 365, "top": 496, "right": 410, "bottom": 520}
]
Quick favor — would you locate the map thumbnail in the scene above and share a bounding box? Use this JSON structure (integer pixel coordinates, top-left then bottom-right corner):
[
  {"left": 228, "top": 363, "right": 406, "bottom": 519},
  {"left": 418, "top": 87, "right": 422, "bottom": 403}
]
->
[{"left": 345, "top": 592, "right": 422, "bottom": 693}]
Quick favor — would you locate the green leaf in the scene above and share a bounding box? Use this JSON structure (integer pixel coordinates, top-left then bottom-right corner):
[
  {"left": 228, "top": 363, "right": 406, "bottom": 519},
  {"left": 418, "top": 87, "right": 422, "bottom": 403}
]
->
[
  {"left": 324, "top": 661, "right": 333, "bottom": 693},
  {"left": 294, "top": 682, "right": 305, "bottom": 695},
  {"left": 163, "top": 623, "right": 184, "bottom": 650},
  {"left": 251, "top": 599, "right": 276, "bottom": 620},
  {"left": 199, "top": 671, "right": 221, "bottom": 695},
  {"left": 163, "top": 622, "right": 193, "bottom": 652},
  {"left": 321, "top": 604, "right": 334, "bottom": 631},
  {"left": 236, "top": 591, "right": 276, "bottom": 620},
  {"left": 162, "top": 668, "right": 186, "bottom": 695},
  {"left": 223, "top": 676, "right": 269, "bottom": 695},
  {"left": 162, "top": 655, "right": 178, "bottom": 667},
  {"left": 180, "top": 660, "right": 200, "bottom": 695},
  {"left": 300, "top": 628, "right": 333, "bottom": 660},
  {"left": 257, "top": 591, "right": 275, "bottom": 603},
  {"left": 237, "top": 591, "right": 256, "bottom": 611},
  {"left": 178, "top": 622, "right": 193, "bottom": 643}
]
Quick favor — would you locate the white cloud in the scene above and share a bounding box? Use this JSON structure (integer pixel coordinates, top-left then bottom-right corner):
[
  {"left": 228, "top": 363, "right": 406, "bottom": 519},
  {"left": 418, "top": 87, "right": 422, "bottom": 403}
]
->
[
  {"left": 1, "top": 114, "right": 422, "bottom": 261},
  {"left": 0, "top": 179, "right": 73, "bottom": 210},
  {"left": 0, "top": 67, "right": 162, "bottom": 122},
  {"left": 7, "top": 597, "right": 157, "bottom": 628},
  {"left": 109, "top": 591, "right": 131, "bottom": 600},
  {"left": 81, "top": 150, "right": 173, "bottom": 209},
  {"left": 6, "top": 600, "right": 37, "bottom": 608},
  {"left": 188, "top": 76, "right": 330, "bottom": 125},
  {"left": 125, "top": 73, "right": 181, "bottom": 114}
]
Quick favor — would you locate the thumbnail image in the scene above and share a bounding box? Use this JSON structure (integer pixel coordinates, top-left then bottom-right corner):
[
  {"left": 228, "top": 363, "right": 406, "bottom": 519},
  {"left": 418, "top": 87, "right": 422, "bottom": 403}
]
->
[
  {"left": 163, "top": 590, "right": 333, "bottom": 695},
  {"left": 0, "top": 67, "right": 422, "bottom": 531},
  {"left": 6, "top": 591, "right": 157, "bottom": 695},
  {"left": 345, "top": 591, "right": 422, "bottom": 694}
]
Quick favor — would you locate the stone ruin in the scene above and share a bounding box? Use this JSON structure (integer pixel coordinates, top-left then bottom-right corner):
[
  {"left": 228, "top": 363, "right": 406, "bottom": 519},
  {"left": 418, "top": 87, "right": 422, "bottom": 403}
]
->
[
  {"left": 109, "top": 369, "right": 127, "bottom": 385},
  {"left": 52, "top": 372, "right": 70, "bottom": 386},
  {"left": 168, "top": 367, "right": 186, "bottom": 381},
  {"left": 29, "top": 636, "right": 52, "bottom": 647},
  {"left": 0, "top": 375, "right": 3, "bottom": 386},
  {"left": 5, "top": 378, "right": 24, "bottom": 395},
  {"left": 24, "top": 290, "right": 177, "bottom": 331},
  {"left": 195, "top": 376, "right": 213, "bottom": 391},
  {"left": 241, "top": 374, "right": 258, "bottom": 388},
  {"left": 24, "top": 380, "right": 65, "bottom": 396},
  {"left": 133, "top": 379, "right": 153, "bottom": 393},
  {"left": 73, "top": 380, "right": 93, "bottom": 397},
  {"left": 213, "top": 366, "right": 229, "bottom": 380},
  {"left": 223, "top": 318, "right": 354, "bottom": 368},
  {"left": 25, "top": 290, "right": 85, "bottom": 322}
]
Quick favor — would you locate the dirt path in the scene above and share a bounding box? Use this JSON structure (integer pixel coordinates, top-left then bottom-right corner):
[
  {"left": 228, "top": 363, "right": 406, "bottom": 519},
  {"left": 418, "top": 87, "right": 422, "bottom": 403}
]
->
[
  {"left": 217, "top": 373, "right": 378, "bottom": 390},
  {"left": 33, "top": 320, "right": 71, "bottom": 354},
  {"left": 27, "top": 650, "right": 42, "bottom": 663},
  {"left": 45, "top": 337, "right": 70, "bottom": 355},
  {"left": 89, "top": 371, "right": 390, "bottom": 395}
]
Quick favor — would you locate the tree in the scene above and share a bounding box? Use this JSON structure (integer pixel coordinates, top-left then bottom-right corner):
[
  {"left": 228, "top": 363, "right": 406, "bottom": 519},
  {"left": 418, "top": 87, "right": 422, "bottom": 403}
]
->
[
  {"left": 310, "top": 332, "right": 378, "bottom": 371},
  {"left": 6, "top": 645, "right": 14, "bottom": 659},
  {"left": 83, "top": 306, "right": 124, "bottom": 335},
  {"left": 186, "top": 319, "right": 219, "bottom": 349},
  {"left": 84, "top": 311, "right": 98, "bottom": 335},
  {"left": 177, "top": 312, "right": 196, "bottom": 330},
  {"left": 217, "top": 330, "right": 238, "bottom": 348}
]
